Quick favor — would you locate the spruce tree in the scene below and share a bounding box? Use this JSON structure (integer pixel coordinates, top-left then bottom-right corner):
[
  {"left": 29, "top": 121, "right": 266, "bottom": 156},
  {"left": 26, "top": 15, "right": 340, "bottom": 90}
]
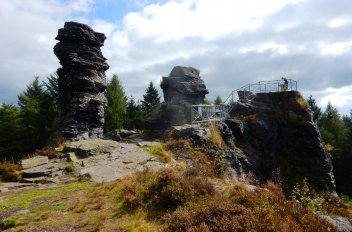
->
[
  {"left": 104, "top": 74, "right": 127, "bottom": 132},
  {"left": 0, "top": 104, "right": 23, "bottom": 160},
  {"left": 141, "top": 81, "right": 160, "bottom": 115},
  {"left": 125, "top": 96, "right": 145, "bottom": 131},
  {"left": 214, "top": 96, "right": 223, "bottom": 105},
  {"left": 307, "top": 95, "right": 322, "bottom": 122},
  {"left": 17, "top": 77, "right": 56, "bottom": 152}
]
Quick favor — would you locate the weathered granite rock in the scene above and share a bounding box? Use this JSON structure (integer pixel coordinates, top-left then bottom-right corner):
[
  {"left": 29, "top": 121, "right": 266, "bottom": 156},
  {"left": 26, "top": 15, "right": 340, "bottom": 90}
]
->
[
  {"left": 54, "top": 21, "right": 109, "bottom": 139},
  {"left": 146, "top": 66, "right": 209, "bottom": 137},
  {"left": 161, "top": 66, "right": 208, "bottom": 106},
  {"left": 21, "top": 156, "right": 68, "bottom": 183},
  {"left": 64, "top": 139, "right": 165, "bottom": 183},
  {"left": 22, "top": 156, "right": 48, "bottom": 169},
  {"left": 226, "top": 91, "right": 335, "bottom": 191},
  {"left": 318, "top": 214, "right": 352, "bottom": 232}
]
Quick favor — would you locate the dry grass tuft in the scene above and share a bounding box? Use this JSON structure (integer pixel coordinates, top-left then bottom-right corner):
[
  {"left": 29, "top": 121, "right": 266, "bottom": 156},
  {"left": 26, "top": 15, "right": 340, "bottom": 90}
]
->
[
  {"left": 208, "top": 122, "right": 224, "bottom": 147},
  {"left": 0, "top": 162, "right": 22, "bottom": 182}
]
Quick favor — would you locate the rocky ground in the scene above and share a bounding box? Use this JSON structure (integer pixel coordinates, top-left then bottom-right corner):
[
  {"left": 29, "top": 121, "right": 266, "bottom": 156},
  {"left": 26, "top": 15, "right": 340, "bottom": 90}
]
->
[{"left": 0, "top": 134, "right": 165, "bottom": 193}]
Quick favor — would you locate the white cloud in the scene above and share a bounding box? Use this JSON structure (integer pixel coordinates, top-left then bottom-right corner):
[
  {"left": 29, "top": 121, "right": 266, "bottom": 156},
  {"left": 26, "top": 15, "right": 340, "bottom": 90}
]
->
[
  {"left": 123, "top": 0, "right": 304, "bottom": 41},
  {"left": 0, "top": 0, "right": 351, "bottom": 116},
  {"left": 320, "top": 41, "right": 352, "bottom": 55},
  {"left": 328, "top": 18, "right": 348, "bottom": 28},
  {"left": 318, "top": 86, "right": 352, "bottom": 108}
]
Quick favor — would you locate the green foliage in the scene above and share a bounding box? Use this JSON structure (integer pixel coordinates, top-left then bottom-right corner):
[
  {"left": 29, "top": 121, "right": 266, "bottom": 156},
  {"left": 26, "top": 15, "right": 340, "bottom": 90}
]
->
[
  {"left": 307, "top": 95, "right": 322, "bottom": 122},
  {"left": 124, "top": 96, "right": 146, "bottom": 131},
  {"left": 104, "top": 74, "right": 127, "bottom": 132},
  {"left": 2, "top": 217, "right": 16, "bottom": 229},
  {"left": 141, "top": 81, "right": 160, "bottom": 116},
  {"left": 203, "top": 98, "right": 211, "bottom": 105},
  {"left": 0, "top": 104, "right": 23, "bottom": 159},
  {"left": 341, "top": 195, "right": 352, "bottom": 205},
  {"left": 214, "top": 96, "right": 223, "bottom": 105},
  {"left": 316, "top": 102, "right": 352, "bottom": 197},
  {"left": 64, "top": 164, "right": 75, "bottom": 173},
  {"left": 290, "top": 178, "right": 323, "bottom": 212},
  {"left": 0, "top": 75, "right": 59, "bottom": 161}
]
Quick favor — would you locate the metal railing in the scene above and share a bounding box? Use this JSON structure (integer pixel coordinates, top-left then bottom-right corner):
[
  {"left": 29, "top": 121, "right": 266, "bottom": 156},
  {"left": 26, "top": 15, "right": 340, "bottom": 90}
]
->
[
  {"left": 191, "top": 79, "right": 297, "bottom": 123},
  {"left": 223, "top": 79, "right": 297, "bottom": 104},
  {"left": 191, "top": 104, "right": 233, "bottom": 123}
]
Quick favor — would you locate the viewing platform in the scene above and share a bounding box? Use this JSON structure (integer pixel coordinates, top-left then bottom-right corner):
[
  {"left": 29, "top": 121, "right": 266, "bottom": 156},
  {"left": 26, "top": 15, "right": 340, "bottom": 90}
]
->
[{"left": 191, "top": 79, "right": 298, "bottom": 123}]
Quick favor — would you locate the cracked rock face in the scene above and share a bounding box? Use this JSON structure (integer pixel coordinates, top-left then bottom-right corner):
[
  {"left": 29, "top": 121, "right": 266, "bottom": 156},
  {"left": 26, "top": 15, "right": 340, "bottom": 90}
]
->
[
  {"left": 161, "top": 66, "right": 209, "bottom": 105},
  {"left": 159, "top": 66, "right": 209, "bottom": 125},
  {"left": 54, "top": 21, "right": 109, "bottom": 139}
]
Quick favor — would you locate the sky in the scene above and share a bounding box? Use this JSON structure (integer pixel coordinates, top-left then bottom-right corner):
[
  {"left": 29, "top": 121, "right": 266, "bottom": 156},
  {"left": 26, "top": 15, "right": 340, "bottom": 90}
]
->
[{"left": 0, "top": 0, "right": 351, "bottom": 115}]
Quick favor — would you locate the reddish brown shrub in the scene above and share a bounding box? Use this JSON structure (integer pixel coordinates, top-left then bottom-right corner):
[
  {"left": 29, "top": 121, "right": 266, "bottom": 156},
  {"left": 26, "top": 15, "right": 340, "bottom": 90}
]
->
[{"left": 164, "top": 199, "right": 256, "bottom": 232}]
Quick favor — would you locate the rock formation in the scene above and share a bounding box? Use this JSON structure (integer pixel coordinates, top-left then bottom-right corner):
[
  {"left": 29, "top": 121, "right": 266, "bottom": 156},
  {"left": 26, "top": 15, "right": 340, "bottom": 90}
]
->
[
  {"left": 146, "top": 66, "right": 209, "bottom": 136},
  {"left": 54, "top": 22, "right": 109, "bottom": 139},
  {"left": 168, "top": 91, "right": 335, "bottom": 192},
  {"left": 225, "top": 91, "right": 335, "bottom": 191}
]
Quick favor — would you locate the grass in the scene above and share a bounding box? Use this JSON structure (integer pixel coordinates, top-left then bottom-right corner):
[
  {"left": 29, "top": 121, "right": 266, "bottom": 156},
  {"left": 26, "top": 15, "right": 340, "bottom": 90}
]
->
[
  {"left": 144, "top": 144, "right": 172, "bottom": 163},
  {"left": 208, "top": 122, "right": 224, "bottom": 147},
  {"left": 1, "top": 168, "right": 351, "bottom": 232},
  {"left": 0, "top": 182, "right": 92, "bottom": 212}
]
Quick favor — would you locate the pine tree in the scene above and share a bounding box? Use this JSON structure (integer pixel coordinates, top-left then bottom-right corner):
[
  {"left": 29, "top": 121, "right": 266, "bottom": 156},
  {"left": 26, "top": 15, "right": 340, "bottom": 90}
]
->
[
  {"left": 307, "top": 95, "right": 322, "bottom": 122},
  {"left": 214, "top": 96, "right": 223, "bottom": 105},
  {"left": 104, "top": 74, "right": 127, "bottom": 132},
  {"left": 141, "top": 81, "right": 160, "bottom": 115}
]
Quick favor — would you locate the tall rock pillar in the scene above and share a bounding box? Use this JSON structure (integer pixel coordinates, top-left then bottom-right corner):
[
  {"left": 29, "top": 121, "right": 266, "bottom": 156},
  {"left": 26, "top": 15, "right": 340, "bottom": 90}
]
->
[{"left": 54, "top": 22, "right": 109, "bottom": 139}]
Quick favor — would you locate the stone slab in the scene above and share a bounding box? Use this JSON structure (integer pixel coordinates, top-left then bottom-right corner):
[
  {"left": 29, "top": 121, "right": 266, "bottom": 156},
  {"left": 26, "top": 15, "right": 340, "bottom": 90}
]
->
[{"left": 22, "top": 156, "right": 48, "bottom": 169}]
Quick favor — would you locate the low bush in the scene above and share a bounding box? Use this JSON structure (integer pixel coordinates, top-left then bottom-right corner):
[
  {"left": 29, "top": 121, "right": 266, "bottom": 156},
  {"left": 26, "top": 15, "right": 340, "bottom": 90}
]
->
[
  {"left": 118, "top": 168, "right": 214, "bottom": 214},
  {"left": 164, "top": 182, "right": 337, "bottom": 232},
  {"left": 0, "top": 162, "right": 21, "bottom": 182},
  {"left": 290, "top": 178, "right": 323, "bottom": 212},
  {"left": 163, "top": 199, "right": 256, "bottom": 232}
]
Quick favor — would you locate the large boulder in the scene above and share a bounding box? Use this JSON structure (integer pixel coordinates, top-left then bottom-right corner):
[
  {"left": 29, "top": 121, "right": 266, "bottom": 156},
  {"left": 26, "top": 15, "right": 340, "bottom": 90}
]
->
[
  {"left": 146, "top": 66, "right": 209, "bottom": 137},
  {"left": 54, "top": 22, "right": 109, "bottom": 140}
]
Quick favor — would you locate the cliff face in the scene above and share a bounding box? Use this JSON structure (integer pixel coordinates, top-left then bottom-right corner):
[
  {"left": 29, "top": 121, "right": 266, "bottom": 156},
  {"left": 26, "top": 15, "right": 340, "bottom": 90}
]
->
[
  {"left": 54, "top": 22, "right": 109, "bottom": 139},
  {"left": 225, "top": 91, "right": 335, "bottom": 191}
]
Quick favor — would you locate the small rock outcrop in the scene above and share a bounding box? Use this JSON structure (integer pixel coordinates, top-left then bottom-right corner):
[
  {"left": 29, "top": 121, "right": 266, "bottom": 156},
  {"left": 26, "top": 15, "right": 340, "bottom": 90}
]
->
[
  {"left": 64, "top": 139, "right": 164, "bottom": 183},
  {"left": 54, "top": 22, "right": 109, "bottom": 139},
  {"left": 146, "top": 66, "right": 209, "bottom": 136},
  {"left": 225, "top": 91, "right": 335, "bottom": 191}
]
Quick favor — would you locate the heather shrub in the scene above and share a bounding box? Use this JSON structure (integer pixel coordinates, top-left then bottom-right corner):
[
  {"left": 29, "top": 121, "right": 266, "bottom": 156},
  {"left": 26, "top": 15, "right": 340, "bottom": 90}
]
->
[
  {"left": 118, "top": 168, "right": 214, "bottom": 214},
  {"left": 164, "top": 199, "right": 257, "bottom": 232}
]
